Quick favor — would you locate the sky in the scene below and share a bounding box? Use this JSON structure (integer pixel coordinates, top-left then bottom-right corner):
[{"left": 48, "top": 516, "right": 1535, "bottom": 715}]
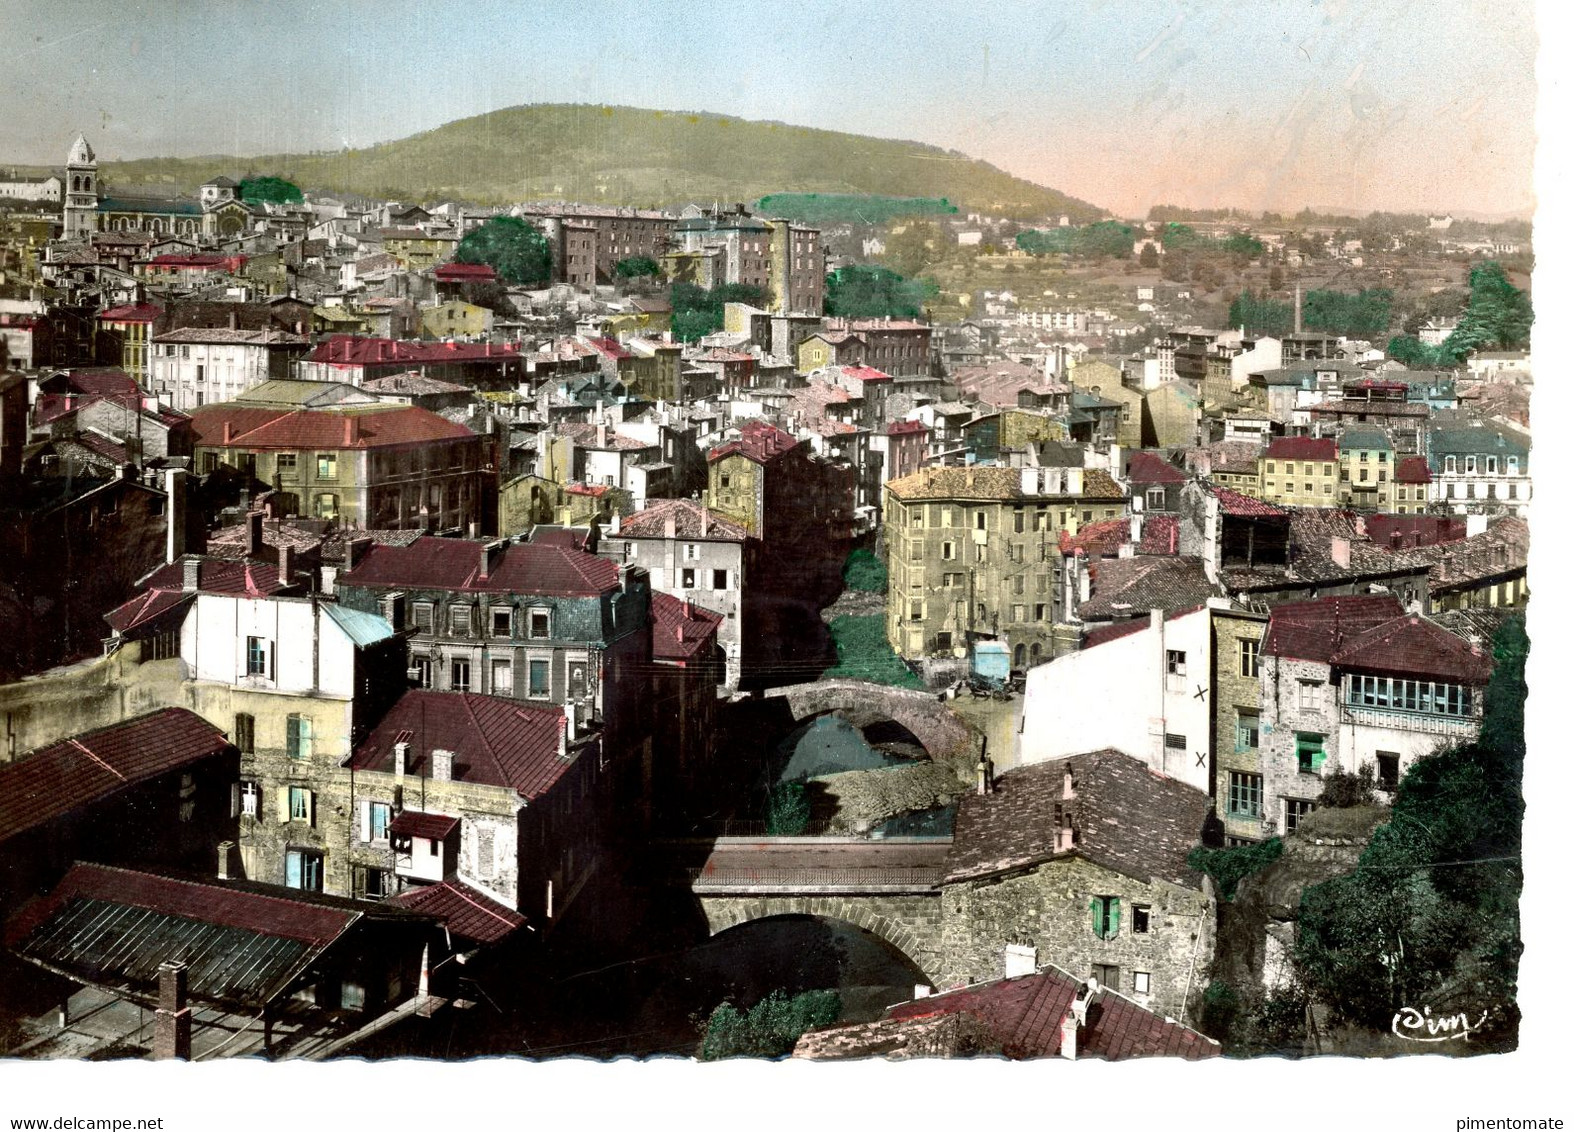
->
[{"left": 0, "top": 0, "right": 1540, "bottom": 218}]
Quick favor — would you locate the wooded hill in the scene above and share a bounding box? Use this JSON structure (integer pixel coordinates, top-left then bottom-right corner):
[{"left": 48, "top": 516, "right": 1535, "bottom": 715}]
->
[{"left": 79, "top": 104, "right": 1106, "bottom": 221}]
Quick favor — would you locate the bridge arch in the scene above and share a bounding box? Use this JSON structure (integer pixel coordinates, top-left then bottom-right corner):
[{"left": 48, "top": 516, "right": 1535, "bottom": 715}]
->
[
  {"left": 695, "top": 893, "right": 942, "bottom": 985},
  {"left": 764, "top": 679, "right": 978, "bottom": 763}
]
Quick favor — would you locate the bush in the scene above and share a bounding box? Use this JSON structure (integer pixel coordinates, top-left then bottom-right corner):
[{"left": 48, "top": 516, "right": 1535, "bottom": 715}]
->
[
  {"left": 1187, "top": 838, "right": 1284, "bottom": 902},
  {"left": 1198, "top": 980, "right": 1240, "bottom": 1040},
  {"left": 765, "top": 782, "right": 810, "bottom": 835},
  {"left": 1317, "top": 765, "right": 1375, "bottom": 809},
  {"left": 842, "top": 548, "right": 887, "bottom": 592},
  {"left": 699, "top": 989, "right": 842, "bottom": 1059},
  {"left": 823, "top": 616, "right": 922, "bottom": 688}
]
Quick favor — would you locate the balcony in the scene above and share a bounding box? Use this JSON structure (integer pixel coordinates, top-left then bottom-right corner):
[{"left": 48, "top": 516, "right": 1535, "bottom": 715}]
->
[{"left": 1340, "top": 703, "right": 1481, "bottom": 737}]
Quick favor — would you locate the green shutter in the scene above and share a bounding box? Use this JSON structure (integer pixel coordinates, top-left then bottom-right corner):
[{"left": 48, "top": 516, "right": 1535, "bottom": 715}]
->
[
  {"left": 1109, "top": 898, "right": 1121, "bottom": 937},
  {"left": 1090, "top": 897, "right": 1100, "bottom": 935}
]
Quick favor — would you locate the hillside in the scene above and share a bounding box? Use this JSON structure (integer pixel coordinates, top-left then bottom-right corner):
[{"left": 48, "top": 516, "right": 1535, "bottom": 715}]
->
[{"left": 78, "top": 104, "right": 1105, "bottom": 222}]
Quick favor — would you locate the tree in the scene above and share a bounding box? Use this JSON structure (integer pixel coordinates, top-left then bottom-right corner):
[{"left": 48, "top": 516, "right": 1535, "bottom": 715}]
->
[
  {"left": 669, "top": 281, "right": 769, "bottom": 342},
  {"left": 699, "top": 990, "right": 842, "bottom": 1059},
  {"left": 238, "top": 176, "right": 302, "bottom": 205},
  {"left": 765, "top": 782, "right": 810, "bottom": 835},
  {"left": 881, "top": 219, "right": 946, "bottom": 278},
  {"left": 460, "top": 280, "right": 519, "bottom": 319},
  {"left": 1440, "top": 261, "right": 1533, "bottom": 359},
  {"left": 614, "top": 256, "right": 661, "bottom": 279},
  {"left": 454, "top": 216, "right": 552, "bottom": 286},
  {"left": 1138, "top": 243, "right": 1160, "bottom": 269},
  {"left": 824, "top": 265, "right": 929, "bottom": 319},
  {"left": 1267, "top": 265, "right": 1284, "bottom": 292}
]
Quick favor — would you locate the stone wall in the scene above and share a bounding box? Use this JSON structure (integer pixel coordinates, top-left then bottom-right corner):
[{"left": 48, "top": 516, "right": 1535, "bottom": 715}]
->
[
  {"left": 767, "top": 680, "right": 978, "bottom": 766},
  {"left": 937, "top": 855, "right": 1214, "bottom": 1023},
  {"left": 1260, "top": 655, "right": 1340, "bottom": 834},
  {"left": 1211, "top": 608, "right": 1269, "bottom": 843},
  {"left": 697, "top": 892, "right": 944, "bottom": 984}
]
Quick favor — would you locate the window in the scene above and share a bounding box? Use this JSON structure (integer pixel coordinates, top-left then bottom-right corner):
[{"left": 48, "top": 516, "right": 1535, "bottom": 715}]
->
[
  {"left": 1266, "top": 461, "right": 1276, "bottom": 474},
  {"left": 1464, "top": 455, "right": 1477, "bottom": 474},
  {"left": 1132, "top": 971, "right": 1151, "bottom": 995},
  {"left": 684, "top": 543, "right": 699, "bottom": 561},
  {"left": 1035, "top": 603, "right": 1047, "bottom": 621},
  {"left": 276, "top": 452, "right": 298, "bottom": 477},
  {"left": 1507, "top": 456, "right": 1519, "bottom": 475},
  {"left": 450, "top": 659, "right": 471, "bottom": 692},
  {"left": 1240, "top": 637, "right": 1260, "bottom": 678},
  {"left": 935, "top": 632, "right": 952, "bottom": 652},
  {"left": 1322, "top": 464, "right": 1333, "bottom": 477},
  {"left": 529, "top": 610, "right": 551, "bottom": 639},
  {"left": 234, "top": 713, "right": 255, "bottom": 753},
  {"left": 1228, "top": 772, "right": 1263, "bottom": 818},
  {"left": 315, "top": 493, "right": 338, "bottom": 520},
  {"left": 491, "top": 607, "right": 512, "bottom": 637},
  {"left": 317, "top": 452, "right": 337, "bottom": 479},
  {"left": 1132, "top": 905, "right": 1151, "bottom": 934},
  {"left": 368, "top": 801, "right": 391, "bottom": 842},
  {"left": 942, "top": 542, "right": 956, "bottom": 560},
  {"left": 1166, "top": 650, "right": 1186, "bottom": 676},
  {"left": 412, "top": 603, "right": 434, "bottom": 633},
  {"left": 285, "top": 848, "right": 323, "bottom": 892},
  {"left": 1376, "top": 751, "right": 1400, "bottom": 791},
  {"left": 1090, "top": 896, "right": 1121, "bottom": 940},
  {"left": 1444, "top": 455, "right": 1457, "bottom": 474},
  {"left": 681, "top": 568, "right": 696, "bottom": 588},
  {"left": 1296, "top": 732, "right": 1325, "bottom": 773},
  {"left": 449, "top": 604, "right": 472, "bottom": 638},
  {"left": 246, "top": 636, "right": 270, "bottom": 677},
  {"left": 1298, "top": 680, "right": 1320, "bottom": 710},
  {"left": 712, "top": 569, "right": 728, "bottom": 590},
  {"left": 353, "top": 866, "right": 390, "bottom": 901},
  {"left": 411, "top": 655, "right": 432, "bottom": 688},
  {"left": 1092, "top": 963, "right": 1120, "bottom": 988},
  {"left": 1235, "top": 710, "right": 1260, "bottom": 752},
  {"left": 239, "top": 781, "right": 259, "bottom": 818},
  {"left": 491, "top": 656, "right": 513, "bottom": 695},
  {"left": 288, "top": 786, "right": 313, "bottom": 822},
  {"left": 286, "top": 714, "right": 312, "bottom": 760},
  {"left": 528, "top": 658, "right": 550, "bottom": 698},
  {"left": 1285, "top": 798, "right": 1317, "bottom": 833}
]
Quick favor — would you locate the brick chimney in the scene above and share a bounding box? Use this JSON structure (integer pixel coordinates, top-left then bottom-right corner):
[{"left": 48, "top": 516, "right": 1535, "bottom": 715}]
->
[
  {"left": 182, "top": 558, "right": 201, "bottom": 592},
  {"left": 153, "top": 962, "right": 191, "bottom": 1061},
  {"left": 346, "top": 536, "right": 373, "bottom": 571},
  {"left": 216, "top": 840, "right": 235, "bottom": 881},
  {"left": 278, "top": 543, "right": 295, "bottom": 582},
  {"left": 343, "top": 416, "right": 356, "bottom": 445},
  {"left": 222, "top": 420, "right": 234, "bottom": 444}
]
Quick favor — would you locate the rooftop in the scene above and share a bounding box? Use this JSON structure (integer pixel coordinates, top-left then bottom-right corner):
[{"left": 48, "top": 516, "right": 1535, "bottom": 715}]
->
[
  {"left": 338, "top": 536, "right": 621, "bottom": 597},
  {"left": 615, "top": 498, "right": 748, "bottom": 541},
  {"left": 1262, "top": 594, "right": 1406, "bottom": 664}
]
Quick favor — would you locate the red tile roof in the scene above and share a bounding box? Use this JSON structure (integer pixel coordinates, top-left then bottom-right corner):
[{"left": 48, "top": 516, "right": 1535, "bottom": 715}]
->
[
  {"left": 1365, "top": 514, "right": 1464, "bottom": 549},
  {"left": 433, "top": 262, "right": 497, "bottom": 282},
  {"left": 391, "top": 880, "right": 527, "bottom": 945},
  {"left": 349, "top": 691, "right": 574, "bottom": 800},
  {"left": 1264, "top": 436, "right": 1337, "bottom": 461},
  {"left": 617, "top": 498, "right": 748, "bottom": 541},
  {"left": 0, "top": 709, "right": 232, "bottom": 845},
  {"left": 887, "top": 419, "right": 929, "bottom": 436},
  {"left": 189, "top": 405, "right": 475, "bottom": 449},
  {"left": 1138, "top": 515, "right": 1180, "bottom": 556},
  {"left": 148, "top": 253, "right": 240, "bottom": 269},
  {"left": 308, "top": 334, "right": 521, "bottom": 367},
  {"left": 837, "top": 365, "right": 893, "bottom": 384},
  {"left": 2, "top": 862, "right": 356, "bottom": 952},
  {"left": 1329, "top": 614, "right": 1493, "bottom": 684},
  {"left": 389, "top": 810, "right": 461, "bottom": 841},
  {"left": 339, "top": 537, "right": 620, "bottom": 597},
  {"left": 1396, "top": 455, "right": 1432, "bottom": 484},
  {"left": 584, "top": 336, "right": 632, "bottom": 360},
  {"left": 1262, "top": 594, "right": 1405, "bottom": 664},
  {"left": 1083, "top": 603, "right": 1206, "bottom": 650},
  {"left": 1126, "top": 450, "right": 1187, "bottom": 485},
  {"left": 42, "top": 368, "right": 141, "bottom": 397},
  {"left": 651, "top": 592, "right": 723, "bottom": 662},
  {"left": 707, "top": 419, "right": 802, "bottom": 464},
  {"left": 1213, "top": 486, "right": 1286, "bottom": 518},
  {"left": 97, "top": 303, "right": 164, "bottom": 323},
  {"left": 848, "top": 965, "right": 1219, "bottom": 1060}
]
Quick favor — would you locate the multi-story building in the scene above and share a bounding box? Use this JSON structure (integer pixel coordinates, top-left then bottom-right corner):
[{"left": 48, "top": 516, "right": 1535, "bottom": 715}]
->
[
  {"left": 333, "top": 536, "right": 653, "bottom": 760},
  {"left": 378, "top": 227, "right": 458, "bottom": 271},
  {"left": 149, "top": 326, "right": 311, "bottom": 411},
  {"left": 514, "top": 204, "right": 676, "bottom": 286},
  {"left": 1255, "top": 595, "right": 1492, "bottom": 836},
  {"left": 599, "top": 499, "right": 749, "bottom": 688},
  {"left": 1210, "top": 606, "right": 1271, "bottom": 845},
  {"left": 766, "top": 218, "right": 824, "bottom": 314},
  {"left": 1258, "top": 436, "right": 1339, "bottom": 507},
  {"left": 1427, "top": 421, "right": 1531, "bottom": 518},
  {"left": 938, "top": 752, "right": 1214, "bottom": 1022},
  {"left": 1393, "top": 455, "right": 1432, "bottom": 515},
  {"left": 819, "top": 317, "right": 931, "bottom": 377},
  {"left": 96, "top": 302, "right": 164, "bottom": 386},
  {"left": 188, "top": 400, "right": 487, "bottom": 531},
  {"left": 1336, "top": 427, "right": 1394, "bottom": 510},
  {"left": 883, "top": 465, "right": 1129, "bottom": 664}
]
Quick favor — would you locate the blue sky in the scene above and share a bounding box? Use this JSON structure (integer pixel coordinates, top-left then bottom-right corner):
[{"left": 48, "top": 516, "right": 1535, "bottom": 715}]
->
[{"left": 0, "top": 0, "right": 1540, "bottom": 215}]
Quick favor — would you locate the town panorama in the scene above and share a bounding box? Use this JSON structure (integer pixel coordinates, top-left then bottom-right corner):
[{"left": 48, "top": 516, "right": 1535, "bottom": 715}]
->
[{"left": 0, "top": 120, "right": 1530, "bottom": 1072}]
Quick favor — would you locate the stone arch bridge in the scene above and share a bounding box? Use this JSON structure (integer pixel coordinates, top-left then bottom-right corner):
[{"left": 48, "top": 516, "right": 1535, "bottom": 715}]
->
[{"left": 763, "top": 679, "right": 979, "bottom": 763}]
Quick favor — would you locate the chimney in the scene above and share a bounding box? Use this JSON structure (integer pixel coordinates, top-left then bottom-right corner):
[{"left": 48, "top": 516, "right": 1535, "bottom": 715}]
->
[
  {"left": 228, "top": 307, "right": 239, "bottom": 331},
  {"left": 1331, "top": 536, "right": 1351, "bottom": 569},
  {"left": 664, "top": 514, "right": 677, "bottom": 541},
  {"left": 344, "top": 416, "right": 356, "bottom": 445},
  {"left": 1150, "top": 607, "right": 1163, "bottom": 633},
  {"left": 975, "top": 755, "right": 994, "bottom": 796},
  {"left": 222, "top": 421, "right": 234, "bottom": 444},
  {"left": 479, "top": 539, "right": 505, "bottom": 581},
  {"left": 345, "top": 537, "right": 372, "bottom": 571},
  {"left": 153, "top": 962, "right": 192, "bottom": 1061},
  {"left": 1294, "top": 284, "right": 1303, "bottom": 335},
  {"left": 216, "top": 840, "right": 235, "bottom": 881},
  {"left": 247, "top": 510, "right": 264, "bottom": 556},
  {"left": 278, "top": 543, "right": 295, "bottom": 582},
  {"left": 1059, "top": 1010, "right": 1079, "bottom": 1060},
  {"left": 431, "top": 749, "right": 454, "bottom": 781},
  {"left": 1004, "top": 943, "right": 1038, "bottom": 979},
  {"left": 393, "top": 740, "right": 409, "bottom": 779},
  {"left": 597, "top": 421, "right": 607, "bottom": 448},
  {"left": 182, "top": 558, "right": 201, "bottom": 593},
  {"left": 701, "top": 507, "right": 710, "bottom": 536}
]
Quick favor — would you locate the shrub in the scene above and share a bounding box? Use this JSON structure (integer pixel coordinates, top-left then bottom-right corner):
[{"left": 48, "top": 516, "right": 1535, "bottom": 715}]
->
[
  {"left": 1187, "top": 838, "right": 1284, "bottom": 902},
  {"left": 699, "top": 989, "right": 842, "bottom": 1059},
  {"left": 765, "top": 782, "right": 810, "bottom": 835},
  {"left": 842, "top": 548, "right": 887, "bottom": 592},
  {"left": 824, "top": 616, "right": 923, "bottom": 689},
  {"left": 1318, "top": 765, "right": 1376, "bottom": 808}
]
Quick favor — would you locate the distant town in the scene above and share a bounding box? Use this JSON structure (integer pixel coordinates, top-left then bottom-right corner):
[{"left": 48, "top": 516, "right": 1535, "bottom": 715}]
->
[{"left": 0, "top": 131, "right": 1529, "bottom": 1062}]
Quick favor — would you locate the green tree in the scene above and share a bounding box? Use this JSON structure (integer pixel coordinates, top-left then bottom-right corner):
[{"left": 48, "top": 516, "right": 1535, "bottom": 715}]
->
[
  {"left": 765, "top": 782, "right": 810, "bottom": 836},
  {"left": 824, "top": 265, "right": 928, "bottom": 319},
  {"left": 1229, "top": 290, "right": 1293, "bottom": 337},
  {"left": 841, "top": 548, "right": 888, "bottom": 592},
  {"left": 668, "top": 281, "right": 769, "bottom": 342},
  {"left": 881, "top": 219, "right": 946, "bottom": 277},
  {"left": 238, "top": 176, "right": 303, "bottom": 205},
  {"left": 1138, "top": 243, "right": 1160, "bottom": 269},
  {"left": 700, "top": 990, "right": 842, "bottom": 1059},
  {"left": 1441, "top": 261, "right": 1533, "bottom": 359},
  {"left": 454, "top": 216, "right": 552, "bottom": 286},
  {"left": 614, "top": 256, "right": 661, "bottom": 279}
]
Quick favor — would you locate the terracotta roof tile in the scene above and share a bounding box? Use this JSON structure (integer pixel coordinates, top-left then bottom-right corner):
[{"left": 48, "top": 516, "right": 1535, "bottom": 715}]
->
[
  {"left": 708, "top": 420, "right": 802, "bottom": 464},
  {"left": 1126, "top": 450, "right": 1187, "bottom": 485},
  {"left": 189, "top": 405, "right": 475, "bottom": 449},
  {"left": 1264, "top": 436, "right": 1337, "bottom": 461},
  {"left": 339, "top": 537, "right": 620, "bottom": 597},
  {"left": 616, "top": 499, "right": 748, "bottom": 541},
  {"left": 1329, "top": 613, "right": 1494, "bottom": 684},
  {"left": 651, "top": 591, "right": 723, "bottom": 662},
  {"left": 390, "top": 880, "right": 526, "bottom": 945},
  {"left": 1262, "top": 594, "right": 1405, "bottom": 664},
  {"left": 1077, "top": 557, "right": 1217, "bottom": 621}
]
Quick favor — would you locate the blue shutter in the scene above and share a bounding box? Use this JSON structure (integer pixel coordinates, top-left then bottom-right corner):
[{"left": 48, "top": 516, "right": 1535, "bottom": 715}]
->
[{"left": 286, "top": 851, "right": 301, "bottom": 889}]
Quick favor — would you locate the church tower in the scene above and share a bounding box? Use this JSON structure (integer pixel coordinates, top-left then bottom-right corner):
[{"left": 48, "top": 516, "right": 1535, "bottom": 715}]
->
[{"left": 63, "top": 134, "right": 99, "bottom": 239}]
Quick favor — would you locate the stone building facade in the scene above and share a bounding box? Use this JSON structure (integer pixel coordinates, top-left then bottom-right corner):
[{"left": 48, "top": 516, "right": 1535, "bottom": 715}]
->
[{"left": 1210, "top": 606, "right": 1270, "bottom": 845}]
